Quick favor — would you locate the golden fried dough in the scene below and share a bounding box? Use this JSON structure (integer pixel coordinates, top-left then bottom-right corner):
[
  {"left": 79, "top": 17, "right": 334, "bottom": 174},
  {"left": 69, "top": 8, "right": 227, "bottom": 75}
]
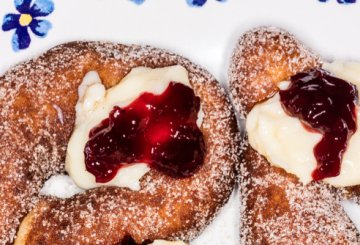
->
[
  {"left": 0, "top": 42, "right": 240, "bottom": 244},
  {"left": 230, "top": 27, "right": 360, "bottom": 244}
]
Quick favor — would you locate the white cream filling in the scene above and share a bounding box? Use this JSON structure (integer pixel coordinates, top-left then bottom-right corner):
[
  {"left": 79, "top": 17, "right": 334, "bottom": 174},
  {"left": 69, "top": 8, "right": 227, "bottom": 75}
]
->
[
  {"left": 66, "top": 65, "right": 202, "bottom": 191},
  {"left": 246, "top": 61, "right": 360, "bottom": 187}
]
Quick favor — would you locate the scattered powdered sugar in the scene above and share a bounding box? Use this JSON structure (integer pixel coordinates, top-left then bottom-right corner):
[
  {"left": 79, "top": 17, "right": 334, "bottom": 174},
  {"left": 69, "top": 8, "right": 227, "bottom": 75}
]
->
[
  {"left": 229, "top": 26, "right": 320, "bottom": 120},
  {"left": 0, "top": 41, "right": 240, "bottom": 244},
  {"left": 229, "top": 26, "right": 360, "bottom": 244},
  {"left": 40, "top": 176, "right": 241, "bottom": 244}
]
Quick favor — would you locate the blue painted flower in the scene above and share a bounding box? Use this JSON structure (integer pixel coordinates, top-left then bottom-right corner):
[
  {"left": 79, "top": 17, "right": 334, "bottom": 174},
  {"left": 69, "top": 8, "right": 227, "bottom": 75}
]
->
[
  {"left": 2, "top": 0, "right": 54, "bottom": 51},
  {"left": 319, "top": 0, "right": 356, "bottom": 3},
  {"left": 130, "top": 0, "right": 145, "bottom": 5},
  {"left": 187, "top": 0, "right": 226, "bottom": 7}
]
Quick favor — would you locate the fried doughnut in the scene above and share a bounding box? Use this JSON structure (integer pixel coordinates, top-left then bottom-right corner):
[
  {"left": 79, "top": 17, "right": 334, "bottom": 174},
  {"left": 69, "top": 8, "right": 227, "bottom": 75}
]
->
[
  {"left": 0, "top": 42, "right": 240, "bottom": 244},
  {"left": 229, "top": 27, "right": 360, "bottom": 244}
]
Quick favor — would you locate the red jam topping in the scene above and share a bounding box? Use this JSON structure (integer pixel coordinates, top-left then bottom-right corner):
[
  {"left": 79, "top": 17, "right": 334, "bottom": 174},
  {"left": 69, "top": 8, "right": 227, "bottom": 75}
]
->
[
  {"left": 280, "top": 68, "right": 358, "bottom": 181},
  {"left": 84, "top": 82, "right": 205, "bottom": 183}
]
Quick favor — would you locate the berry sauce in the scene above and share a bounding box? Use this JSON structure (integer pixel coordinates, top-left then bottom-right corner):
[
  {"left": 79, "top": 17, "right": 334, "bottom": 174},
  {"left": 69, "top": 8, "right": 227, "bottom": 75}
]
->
[
  {"left": 84, "top": 82, "right": 205, "bottom": 183},
  {"left": 280, "top": 68, "right": 358, "bottom": 181}
]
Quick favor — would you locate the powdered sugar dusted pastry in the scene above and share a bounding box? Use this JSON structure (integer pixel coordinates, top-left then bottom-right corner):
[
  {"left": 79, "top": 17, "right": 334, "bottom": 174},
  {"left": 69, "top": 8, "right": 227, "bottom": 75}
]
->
[
  {"left": 230, "top": 27, "right": 360, "bottom": 244},
  {"left": 0, "top": 42, "right": 239, "bottom": 244}
]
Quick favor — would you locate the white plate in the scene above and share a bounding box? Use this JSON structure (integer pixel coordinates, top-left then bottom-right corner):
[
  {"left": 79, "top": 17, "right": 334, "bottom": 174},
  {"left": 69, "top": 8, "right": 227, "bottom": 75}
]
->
[{"left": 1, "top": 0, "right": 360, "bottom": 244}]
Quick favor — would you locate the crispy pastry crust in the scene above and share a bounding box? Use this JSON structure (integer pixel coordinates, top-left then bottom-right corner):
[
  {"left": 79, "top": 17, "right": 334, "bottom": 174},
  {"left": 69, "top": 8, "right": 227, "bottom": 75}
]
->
[
  {"left": 0, "top": 42, "right": 240, "bottom": 244},
  {"left": 229, "top": 26, "right": 360, "bottom": 244}
]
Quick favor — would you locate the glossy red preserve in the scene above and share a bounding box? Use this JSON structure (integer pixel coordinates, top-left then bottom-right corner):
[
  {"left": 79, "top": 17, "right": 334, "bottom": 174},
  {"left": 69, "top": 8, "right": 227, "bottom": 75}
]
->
[
  {"left": 84, "top": 82, "right": 205, "bottom": 183},
  {"left": 280, "top": 68, "right": 358, "bottom": 181}
]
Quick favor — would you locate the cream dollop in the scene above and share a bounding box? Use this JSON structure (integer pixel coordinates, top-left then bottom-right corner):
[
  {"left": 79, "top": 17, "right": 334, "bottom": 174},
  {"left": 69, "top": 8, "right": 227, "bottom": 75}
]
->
[
  {"left": 65, "top": 65, "right": 201, "bottom": 191},
  {"left": 246, "top": 61, "right": 360, "bottom": 187}
]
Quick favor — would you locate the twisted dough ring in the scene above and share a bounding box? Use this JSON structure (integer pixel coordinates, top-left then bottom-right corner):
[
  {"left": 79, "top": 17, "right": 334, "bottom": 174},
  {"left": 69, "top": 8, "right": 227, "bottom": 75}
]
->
[
  {"left": 230, "top": 26, "right": 360, "bottom": 244},
  {"left": 0, "top": 42, "right": 240, "bottom": 244}
]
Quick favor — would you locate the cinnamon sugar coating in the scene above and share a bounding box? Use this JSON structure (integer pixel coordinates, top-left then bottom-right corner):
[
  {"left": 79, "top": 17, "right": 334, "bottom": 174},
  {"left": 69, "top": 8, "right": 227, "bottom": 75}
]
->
[
  {"left": 0, "top": 42, "right": 240, "bottom": 244},
  {"left": 229, "top": 26, "right": 360, "bottom": 244}
]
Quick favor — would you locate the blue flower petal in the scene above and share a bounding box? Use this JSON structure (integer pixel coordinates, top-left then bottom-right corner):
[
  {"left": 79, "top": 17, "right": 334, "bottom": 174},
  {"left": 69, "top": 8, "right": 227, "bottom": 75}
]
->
[
  {"left": 319, "top": 0, "right": 356, "bottom": 2},
  {"left": 338, "top": 0, "right": 356, "bottom": 3},
  {"left": 30, "top": 0, "right": 54, "bottom": 17},
  {"left": 12, "top": 26, "right": 31, "bottom": 51},
  {"left": 187, "top": 0, "right": 207, "bottom": 7},
  {"left": 131, "top": 0, "right": 145, "bottom": 4},
  {"left": 2, "top": 14, "right": 20, "bottom": 31},
  {"left": 15, "top": 0, "right": 32, "bottom": 14},
  {"left": 29, "top": 19, "right": 51, "bottom": 37}
]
